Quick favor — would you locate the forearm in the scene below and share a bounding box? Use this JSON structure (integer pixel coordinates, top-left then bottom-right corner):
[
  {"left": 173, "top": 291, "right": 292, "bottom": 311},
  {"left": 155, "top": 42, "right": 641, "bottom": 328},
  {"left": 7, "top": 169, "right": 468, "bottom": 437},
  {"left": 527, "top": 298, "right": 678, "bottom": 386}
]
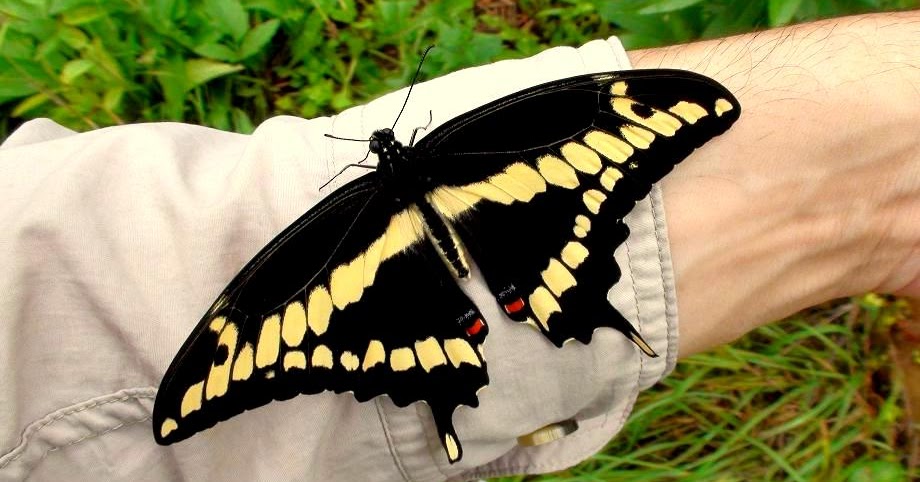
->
[{"left": 629, "top": 11, "right": 920, "bottom": 356}]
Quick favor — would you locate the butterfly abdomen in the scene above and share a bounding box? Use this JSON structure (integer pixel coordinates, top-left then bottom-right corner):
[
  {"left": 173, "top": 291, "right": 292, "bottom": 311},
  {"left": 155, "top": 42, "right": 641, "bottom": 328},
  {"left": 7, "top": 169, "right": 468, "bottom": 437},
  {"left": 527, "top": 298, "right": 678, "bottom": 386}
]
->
[{"left": 416, "top": 199, "right": 471, "bottom": 279}]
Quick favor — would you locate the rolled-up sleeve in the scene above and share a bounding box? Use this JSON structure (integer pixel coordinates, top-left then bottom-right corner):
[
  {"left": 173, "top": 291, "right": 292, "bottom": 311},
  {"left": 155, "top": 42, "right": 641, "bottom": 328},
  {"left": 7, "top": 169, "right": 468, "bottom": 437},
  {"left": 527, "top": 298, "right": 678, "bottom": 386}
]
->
[{"left": 0, "top": 37, "right": 678, "bottom": 482}]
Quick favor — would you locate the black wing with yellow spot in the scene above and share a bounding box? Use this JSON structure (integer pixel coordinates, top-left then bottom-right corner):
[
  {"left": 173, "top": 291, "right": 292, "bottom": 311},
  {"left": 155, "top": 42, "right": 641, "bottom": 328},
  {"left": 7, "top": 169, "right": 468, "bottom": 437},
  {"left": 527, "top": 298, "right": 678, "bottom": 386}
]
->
[
  {"left": 154, "top": 68, "right": 739, "bottom": 465},
  {"left": 153, "top": 177, "right": 489, "bottom": 463},
  {"left": 417, "top": 69, "right": 739, "bottom": 348}
]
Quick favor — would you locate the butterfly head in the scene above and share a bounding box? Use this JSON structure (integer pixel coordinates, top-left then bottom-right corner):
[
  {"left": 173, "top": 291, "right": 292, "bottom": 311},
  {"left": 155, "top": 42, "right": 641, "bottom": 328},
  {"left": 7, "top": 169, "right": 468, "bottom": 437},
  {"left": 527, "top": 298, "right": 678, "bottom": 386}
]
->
[{"left": 369, "top": 128, "right": 408, "bottom": 172}]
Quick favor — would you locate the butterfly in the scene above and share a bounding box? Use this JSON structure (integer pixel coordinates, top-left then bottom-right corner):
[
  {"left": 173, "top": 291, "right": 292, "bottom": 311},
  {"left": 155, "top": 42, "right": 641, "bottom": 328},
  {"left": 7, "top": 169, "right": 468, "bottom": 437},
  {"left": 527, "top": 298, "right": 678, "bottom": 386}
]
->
[{"left": 153, "top": 67, "right": 740, "bottom": 464}]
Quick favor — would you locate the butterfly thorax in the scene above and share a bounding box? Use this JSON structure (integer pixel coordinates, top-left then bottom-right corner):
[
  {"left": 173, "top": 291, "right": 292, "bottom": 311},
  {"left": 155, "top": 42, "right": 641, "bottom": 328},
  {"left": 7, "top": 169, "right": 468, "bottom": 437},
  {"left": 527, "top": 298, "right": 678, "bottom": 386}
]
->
[
  {"left": 369, "top": 128, "right": 410, "bottom": 178},
  {"left": 369, "top": 128, "right": 471, "bottom": 280}
]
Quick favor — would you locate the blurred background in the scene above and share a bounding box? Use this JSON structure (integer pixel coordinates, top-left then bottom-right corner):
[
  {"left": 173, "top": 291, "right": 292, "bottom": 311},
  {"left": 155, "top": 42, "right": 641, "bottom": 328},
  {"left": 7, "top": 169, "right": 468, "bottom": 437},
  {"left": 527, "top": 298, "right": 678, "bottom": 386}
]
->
[{"left": 2, "top": 0, "right": 918, "bottom": 480}]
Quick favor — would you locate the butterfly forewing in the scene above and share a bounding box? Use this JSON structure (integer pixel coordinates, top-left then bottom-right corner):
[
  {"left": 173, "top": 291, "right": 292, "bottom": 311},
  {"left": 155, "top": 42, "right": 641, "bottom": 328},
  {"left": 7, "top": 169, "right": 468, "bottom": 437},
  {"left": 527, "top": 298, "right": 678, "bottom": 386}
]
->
[{"left": 418, "top": 69, "right": 740, "bottom": 348}]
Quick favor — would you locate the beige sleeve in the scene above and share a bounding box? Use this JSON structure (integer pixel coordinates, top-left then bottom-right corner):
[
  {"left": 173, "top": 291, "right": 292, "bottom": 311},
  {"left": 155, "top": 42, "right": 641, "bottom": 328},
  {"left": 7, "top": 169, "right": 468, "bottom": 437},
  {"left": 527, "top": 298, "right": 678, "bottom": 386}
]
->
[{"left": 0, "top": 37, "right": 678, "bottom": 482}]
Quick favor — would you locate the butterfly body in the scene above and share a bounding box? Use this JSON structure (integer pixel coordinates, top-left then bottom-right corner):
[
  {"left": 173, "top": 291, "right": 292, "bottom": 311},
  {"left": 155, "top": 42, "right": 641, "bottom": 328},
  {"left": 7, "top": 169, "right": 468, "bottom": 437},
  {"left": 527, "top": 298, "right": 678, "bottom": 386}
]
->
[{"left": 154, "top": 69, "right": 741, "bottom": 464}]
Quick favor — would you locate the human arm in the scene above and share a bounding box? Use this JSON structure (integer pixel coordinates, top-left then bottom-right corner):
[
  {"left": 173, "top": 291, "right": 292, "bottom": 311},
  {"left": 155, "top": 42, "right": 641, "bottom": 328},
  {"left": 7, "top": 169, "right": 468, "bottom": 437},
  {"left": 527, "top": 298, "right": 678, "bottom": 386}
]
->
[{"left": 628, "top": 11, "right": 920, "bottom": 356}]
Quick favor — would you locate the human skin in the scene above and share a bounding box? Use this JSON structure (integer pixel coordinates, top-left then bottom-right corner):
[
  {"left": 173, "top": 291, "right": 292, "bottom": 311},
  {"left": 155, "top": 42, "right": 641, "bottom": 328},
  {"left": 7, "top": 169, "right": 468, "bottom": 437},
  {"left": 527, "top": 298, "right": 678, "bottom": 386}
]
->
[{"left": 627, "top": 11, "right": 920, "bottom": 357}]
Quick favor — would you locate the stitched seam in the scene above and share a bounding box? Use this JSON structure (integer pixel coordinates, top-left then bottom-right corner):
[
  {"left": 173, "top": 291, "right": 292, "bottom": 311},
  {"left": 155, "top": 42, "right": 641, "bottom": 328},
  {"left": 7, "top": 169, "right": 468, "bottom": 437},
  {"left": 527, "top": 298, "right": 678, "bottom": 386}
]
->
[
  {"left": 4, "top": 416, "right": 152, "bottom": 472},
  {"left": 0, "top": 389, "right": 156, "bottom": 469},
  {"left": 651, "top": 189, "right": 679, "bottom": 366},
  {"left": 615, "top": 233, "right": 646, "bottom": 436},
  {"left": 374, "top": 398, "right": 412, "bottom": 482}
]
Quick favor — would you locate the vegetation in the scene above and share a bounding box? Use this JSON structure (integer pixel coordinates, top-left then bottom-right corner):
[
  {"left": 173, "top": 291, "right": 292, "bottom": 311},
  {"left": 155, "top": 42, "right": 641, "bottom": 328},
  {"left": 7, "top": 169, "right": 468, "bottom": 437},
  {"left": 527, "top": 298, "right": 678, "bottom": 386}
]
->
[{"left": 2, "top": 0, "right": 918, "bottom": 480}]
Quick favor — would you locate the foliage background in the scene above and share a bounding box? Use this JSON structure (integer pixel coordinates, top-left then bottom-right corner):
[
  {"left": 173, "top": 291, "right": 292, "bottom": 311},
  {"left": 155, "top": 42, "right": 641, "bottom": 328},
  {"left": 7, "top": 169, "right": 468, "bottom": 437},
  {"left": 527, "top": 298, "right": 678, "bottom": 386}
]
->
[{"left": 2, "top": 0, "right": 919, "bottom": 480}]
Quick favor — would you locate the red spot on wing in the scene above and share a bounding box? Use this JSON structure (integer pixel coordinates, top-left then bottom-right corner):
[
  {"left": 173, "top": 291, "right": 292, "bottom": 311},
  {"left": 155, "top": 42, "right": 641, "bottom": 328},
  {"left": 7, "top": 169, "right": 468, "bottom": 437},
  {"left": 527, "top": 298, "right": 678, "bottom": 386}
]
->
[
  {"left": 504, "top": 298, "right": 525, "bottom": 314},
  {"left": 466, "top": 318, "right": 484, "bottom": 336}
]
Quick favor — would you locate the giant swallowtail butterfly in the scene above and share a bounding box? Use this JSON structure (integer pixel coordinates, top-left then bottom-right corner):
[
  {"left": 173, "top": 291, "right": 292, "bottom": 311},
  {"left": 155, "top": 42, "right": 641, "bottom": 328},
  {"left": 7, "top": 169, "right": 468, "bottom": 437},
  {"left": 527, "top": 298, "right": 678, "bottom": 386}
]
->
[{"left": 153, "top": 68, "right": 740, "bottom": 463}]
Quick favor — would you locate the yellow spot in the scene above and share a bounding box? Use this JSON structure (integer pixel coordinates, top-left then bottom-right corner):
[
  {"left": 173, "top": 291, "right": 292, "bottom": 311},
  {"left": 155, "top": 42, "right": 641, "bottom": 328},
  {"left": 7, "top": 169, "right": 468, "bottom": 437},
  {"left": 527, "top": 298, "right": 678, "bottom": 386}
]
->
[
  {"left": 620, "top": 125, "right": 655, "bottom": 149},
  {"left": 362, "top": 236, "right": 385, "bottom": 287},
  {"left": 610, "top": 80, "right": 628, "bottom": 96},
  {"left": 465, "top": 182, "right": 515, "bottom": 204},
  {"left": 180, "top": 381, "right": 203, "bottom": 417},
  {"left": 490, "top": 162, "right": 547, "bottom": 202},
  {"left": 340, "top": 351, "right": 360, "bottom": 371},
  {"left": 561, "top": 241, "right": 589, "bottom": 269},
  {"left": 584, "top": 130, "right": 633, "bottom": 163},
  {"left": 390, "top": 347, "right": 416, "bottom": 371},
  {"left": 542, "top": 258, "right": 577, "bottom": 297},
  {"left": 430, "top": 187, "right": 480, "bottom": 220},
  {"left": 255, "top": 314, "right": 281, "bottom": 369},
  {"left": 583, "top": 189, "right": 606, "bottom": 215},
  {"left": 264, "top": 370, "right": 275, "bottom": 379},
  {"left": 415, "top": 337, "right": 447, "bottom": 372},
  {"left": 668, "top": 101, "right": 708, "bottom": 124},
  {"left": 281, "top": 301, "right": 307, "bottom": 347},
  {"left": 574, "top": 226, "right": 587, "bottom": 238},
  {"left": 610, "top": 98, "right": 681, "bottom": 136},
  {"left": 537, "top": 155, "right": 579, "bottom": 189},
  {"left": 444, "top": 338, "right": 481, "bottom": 368},
  {"left": 283, "top": 350, "right": 307, "bottom": 370},
  {"left": 530, "top": 286, "right": 561, "bottom": 330},
  {"left": 312, "top": 345, "right": 333, "bottom": 369},
  {"left": 330, "top": 258, "right": 364, "bottom": 310},
  {"left": 208, "top": 316, "right": 226, "bottom": 333},
  {"left": 576, "top": 215, "right": 591, "bottom": 233},
  {"left": 206, "top": 322, "right": 239, "bottom": 400},
  {"left": 600, "top": 167, "right": 623, "bottom": 191},
  {"left": 160, "top": 418, "right": 178, "bottom": 438},
  {"left": 232, "top": 342, "right": 254, "bottom": 381},
  {"left": 307, "top": 286, "right": 332, "bottom": 336},
  {"left": 560, "top": 142, "right": 602, "bottom": 174},
  {"left": 715, "top": 98, "right": 733, "bottom": 117},
  {"left": 445, "top": 433, "right": 460, "bottom": 462},
  {"left": 362, "top": 340, "right": 385, "bottom": 371},
  {"left": 381, "top": 208, "right": 424, "bottom": 259}
]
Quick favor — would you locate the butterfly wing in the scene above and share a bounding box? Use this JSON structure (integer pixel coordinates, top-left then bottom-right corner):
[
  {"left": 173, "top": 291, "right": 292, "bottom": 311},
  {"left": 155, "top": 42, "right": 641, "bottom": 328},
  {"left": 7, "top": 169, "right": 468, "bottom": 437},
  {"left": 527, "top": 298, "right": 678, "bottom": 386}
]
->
[
  {"left": 153, "top": 176, "right": 488, "bottom": 463},
  {"left": 416, "top": 69, "right": 740, "bottom": 348}
]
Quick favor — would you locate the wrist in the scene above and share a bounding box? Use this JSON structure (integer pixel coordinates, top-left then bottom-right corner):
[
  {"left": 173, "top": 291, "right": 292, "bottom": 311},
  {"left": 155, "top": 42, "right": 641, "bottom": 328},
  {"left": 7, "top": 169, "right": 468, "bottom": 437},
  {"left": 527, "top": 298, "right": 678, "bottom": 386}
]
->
[{"left": 628, "top": 11, "right": 920, "bottom": 355}]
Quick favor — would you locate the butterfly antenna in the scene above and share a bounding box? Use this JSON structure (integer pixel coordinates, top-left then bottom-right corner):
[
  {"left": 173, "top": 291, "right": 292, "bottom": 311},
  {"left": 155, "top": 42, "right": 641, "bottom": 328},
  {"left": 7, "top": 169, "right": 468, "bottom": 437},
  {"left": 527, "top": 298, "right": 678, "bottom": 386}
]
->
[
  {"left": 319, "top": 153, "right": 376, "bottom": 190},
  {"left": 324, "top": 133, "right": 371, "bottom": 142},
  {"left": 392, "top": 45, "right": 434, "bottom": 130}
]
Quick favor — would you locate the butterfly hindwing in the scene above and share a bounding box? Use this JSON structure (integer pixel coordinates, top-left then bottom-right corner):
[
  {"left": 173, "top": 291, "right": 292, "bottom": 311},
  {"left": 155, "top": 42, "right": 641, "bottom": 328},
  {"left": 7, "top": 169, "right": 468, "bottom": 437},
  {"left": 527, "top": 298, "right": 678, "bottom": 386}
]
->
[
  {"left": 153, "top": 177, "right": 488, "bottom": 463},
  {"left": 417, "top": 69, "right": 740, "bottom": 348}
]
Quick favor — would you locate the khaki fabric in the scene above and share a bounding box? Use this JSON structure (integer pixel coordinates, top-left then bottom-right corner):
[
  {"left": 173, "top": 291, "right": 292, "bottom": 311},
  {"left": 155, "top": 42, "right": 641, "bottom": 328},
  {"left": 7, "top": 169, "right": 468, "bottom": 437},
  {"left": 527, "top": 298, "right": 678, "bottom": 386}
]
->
[{"left": 0, "top": 38, "right": 678, "bottom": 482}]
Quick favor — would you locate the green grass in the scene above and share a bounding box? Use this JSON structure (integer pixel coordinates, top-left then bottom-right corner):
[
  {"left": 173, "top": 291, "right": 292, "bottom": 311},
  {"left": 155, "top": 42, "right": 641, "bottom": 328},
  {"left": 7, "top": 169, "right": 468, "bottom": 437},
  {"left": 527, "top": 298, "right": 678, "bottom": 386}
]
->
[
  {"left": 2, "top": 1, "right": 918, "bottom": 480},
  {"left": 494, "top": 296, "right": 916, "bottom": 481}
]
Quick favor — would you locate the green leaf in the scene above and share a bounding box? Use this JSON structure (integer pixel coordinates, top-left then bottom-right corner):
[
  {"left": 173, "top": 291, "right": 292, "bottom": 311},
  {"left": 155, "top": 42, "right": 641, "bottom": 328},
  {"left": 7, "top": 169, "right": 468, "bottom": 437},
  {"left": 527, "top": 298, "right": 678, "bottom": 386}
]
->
[
  {"left": 11, "top": 92, "right": 49, "bottom": 116},
  {"left": 185, "top": 58, "right": 242, "bottom": 88},
  {"left": 103, "top": 87, "right": 124, "bottom": 111},
  {"left": 60, "top": 58, "right": 95, "bottom": 84},
  {"left": 0, "top": 75, "right": 39, "bottom": 104},
  {"left": 232, "top": 107, "right": 254, "bottom": 134},
  {"left": 239, "top": 19, "right": 279, "bottom": 60},
  {"left": 58, "top": 25, "right": 88, "bottom": 49},
  {"left": 61, "top": 5, "right": 106, "bottom": 25},
  {"left": 193, "top": 43, "right": 239, "bottom": 62},
  {"left": 847, "top": 460, "right": 906, "bottom": 482},
  {"left": 768, "top": 0, "right": 803, "bottom": 26},
  {"left": 155, "top": 56, "right": 188, "bottom": 120},
  {"left": 203, "top": 0, "right": 249, "bottom": 41},
  {"left": 638, "top": 0, "right": 707, "bottom": 14}
]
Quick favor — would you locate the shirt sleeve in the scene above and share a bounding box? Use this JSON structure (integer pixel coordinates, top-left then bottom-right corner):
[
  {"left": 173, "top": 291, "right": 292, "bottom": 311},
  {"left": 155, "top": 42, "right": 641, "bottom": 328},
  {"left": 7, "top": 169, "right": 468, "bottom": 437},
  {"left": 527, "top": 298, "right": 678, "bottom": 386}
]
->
[{"left": 0, "top": 37, "right": 678, "bottom": 482}]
